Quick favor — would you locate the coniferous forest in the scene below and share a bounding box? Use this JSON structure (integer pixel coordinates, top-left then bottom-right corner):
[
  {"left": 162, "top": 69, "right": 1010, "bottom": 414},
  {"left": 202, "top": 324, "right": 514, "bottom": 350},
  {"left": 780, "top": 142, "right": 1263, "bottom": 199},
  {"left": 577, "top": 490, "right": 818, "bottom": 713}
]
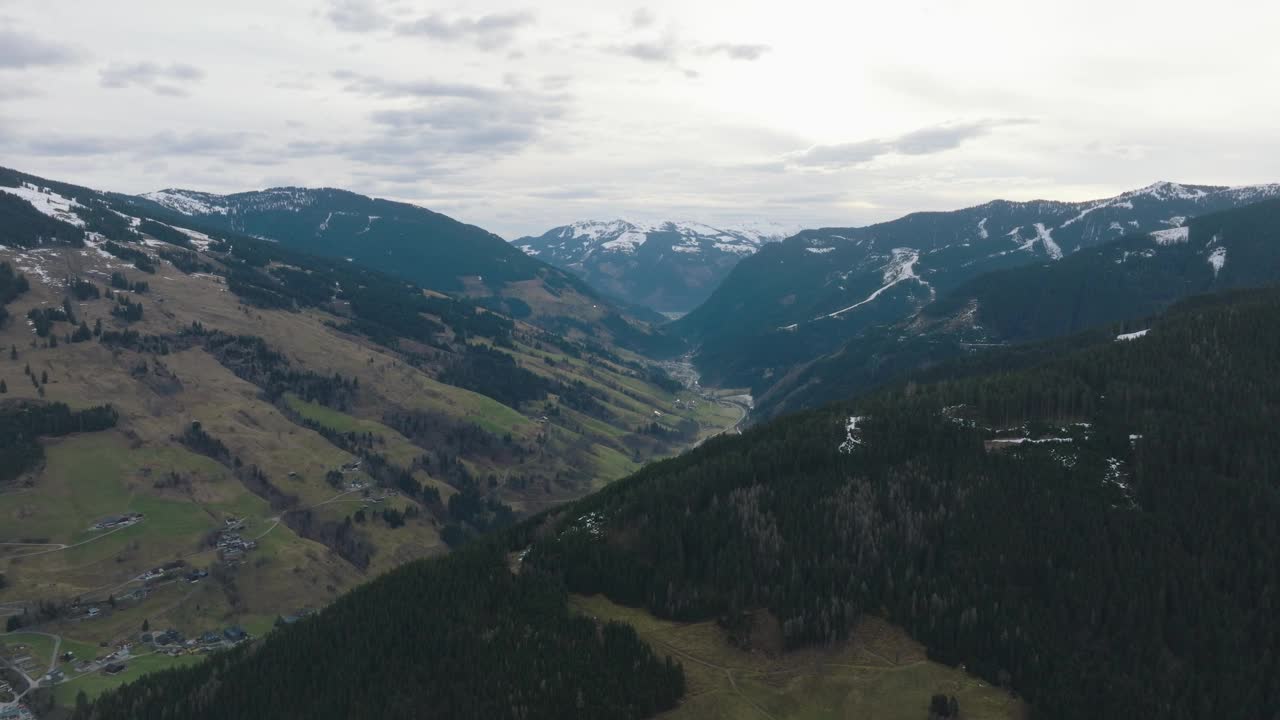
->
[
  {"left": 74, "top": 287, "right": 1280, "bottom": 720},
  {"left": 74, "top": 544, "right": 684, "bottom": 720}
]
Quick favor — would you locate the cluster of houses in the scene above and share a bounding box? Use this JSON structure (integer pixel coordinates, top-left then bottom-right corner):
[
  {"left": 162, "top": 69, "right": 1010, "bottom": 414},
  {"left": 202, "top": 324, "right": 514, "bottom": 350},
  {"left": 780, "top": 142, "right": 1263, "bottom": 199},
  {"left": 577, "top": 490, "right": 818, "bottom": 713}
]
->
[
  {"left": 92, "top": 512, "right": 144, "bottom": 530},
  {"left": 215, "top": 518, "right": 257, "bottom": 563},
  {"left": 137, "top": 560, "right": 185, "bottom": 583},
  {"left": 146, "top": 625, "right": 251, "bottom": 655}
]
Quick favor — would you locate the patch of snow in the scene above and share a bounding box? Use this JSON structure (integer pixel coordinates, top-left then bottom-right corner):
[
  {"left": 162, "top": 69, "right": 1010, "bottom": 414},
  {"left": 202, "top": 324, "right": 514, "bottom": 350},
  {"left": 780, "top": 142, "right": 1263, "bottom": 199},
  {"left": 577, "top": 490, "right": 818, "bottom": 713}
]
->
[
  {"left": 806, "top": 246, "right": 835, "bottom": 254},
  {"left": 1207, "top": 247, "right": 1226, "bottom": 277},
  {"left": 141, "top": 189, "right": 229, "bottom": 215},
  {"left": 600, "top": 229, "right": 649, "bottom": 253},
  {"left": 839, "top": 416, "right": 865, "bottom": 454},
  {"left": 988, "top": 437, "right": 1073, "bottom": 445},
  {"left": 170, "top": 226, "right": 214, "bottom": 250},
  {"left": 517, "top": 244, "right": 539, "bottom": 256},
  {"left": 1149, "top": 226, "right": 1189, "bottom": 245},
  {"left": 0, "top": 183, "right": 86, "bottom": 227},
  {"left": 1033, "top": 223, "right": 1062, "bottom": 260},
  {"left": 1116, "top": 329, "right": 1149, "bottom": 342},
  {"left": 977, "top": 217, "right": 989, "bottom": 239},
  {"left": 1161, "top": 215, "right": 1187, "bottom": 227},
  {"left": 821, "top": 248, "right": 928, "bottom": 319}
]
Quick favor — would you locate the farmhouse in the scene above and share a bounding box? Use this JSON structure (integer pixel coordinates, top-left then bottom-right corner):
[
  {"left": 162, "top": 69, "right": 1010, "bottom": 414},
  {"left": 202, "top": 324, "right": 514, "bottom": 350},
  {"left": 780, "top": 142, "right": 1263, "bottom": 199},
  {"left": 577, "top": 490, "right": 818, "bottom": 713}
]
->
[{"left": 102, "top": 662, "right": 127, "bottom": 675}]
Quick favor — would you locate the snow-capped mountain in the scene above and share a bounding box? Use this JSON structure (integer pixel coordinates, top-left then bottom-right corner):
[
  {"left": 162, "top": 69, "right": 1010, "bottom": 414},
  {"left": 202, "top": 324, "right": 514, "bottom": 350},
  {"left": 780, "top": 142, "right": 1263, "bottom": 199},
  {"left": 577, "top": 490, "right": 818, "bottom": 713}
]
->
[
  {"left": 675, "top": 181, "right": 1280, "bottom": 390},
  {"left": 513, "top": 220, "right": 796, "bottom": 315}
]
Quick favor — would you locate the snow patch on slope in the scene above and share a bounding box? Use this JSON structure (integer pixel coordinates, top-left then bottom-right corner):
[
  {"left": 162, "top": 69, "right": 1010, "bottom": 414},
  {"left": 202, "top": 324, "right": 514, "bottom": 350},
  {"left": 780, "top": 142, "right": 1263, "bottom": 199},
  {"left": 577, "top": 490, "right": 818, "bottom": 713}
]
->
[
  {"left": 1116, "top": 329, "right": 1149, "bottom": 341},
  {"left": 822, "top": 248, "right": 928, "bottom": 319},
  {"left": 142, "top": 189, "right": 229, "bottom": 215},
  {"left": 0, "top": 183, "right": 86, "bottom": 226},
  {"left": 1033, "top": 223, "right": 1062, "bottom": 260},
  {"left": 1150, "top": 226, "right": 1189, "bottom": 245},
  {"left": 839, "top": 416, "right": 865, "bottom": 453},
  {"left": 1207, "top": 247, "right": 1226, "bottom": 277}
]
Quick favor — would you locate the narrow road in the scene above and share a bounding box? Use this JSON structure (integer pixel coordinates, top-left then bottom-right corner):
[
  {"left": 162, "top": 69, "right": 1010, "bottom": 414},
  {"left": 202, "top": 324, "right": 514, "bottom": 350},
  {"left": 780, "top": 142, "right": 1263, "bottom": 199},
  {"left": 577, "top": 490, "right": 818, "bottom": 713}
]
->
[{"left": 6, "top": 521, "right": 139, "bottom": 559}]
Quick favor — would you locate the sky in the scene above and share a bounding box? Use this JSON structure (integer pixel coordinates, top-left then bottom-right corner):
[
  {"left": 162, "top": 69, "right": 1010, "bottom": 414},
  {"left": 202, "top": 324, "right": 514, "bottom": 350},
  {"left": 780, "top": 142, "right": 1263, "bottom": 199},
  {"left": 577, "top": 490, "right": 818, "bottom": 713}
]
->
[{"left": 1, "top": 0, "right": 1278, "bottom": 238}]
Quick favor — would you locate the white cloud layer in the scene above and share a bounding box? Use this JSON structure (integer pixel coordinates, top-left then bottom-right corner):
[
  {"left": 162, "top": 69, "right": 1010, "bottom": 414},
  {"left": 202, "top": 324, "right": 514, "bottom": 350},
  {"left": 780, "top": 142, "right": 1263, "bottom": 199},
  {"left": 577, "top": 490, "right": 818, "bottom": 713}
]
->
[{"left": 0, "top": 0, "right": 1277, "bottom": 238}]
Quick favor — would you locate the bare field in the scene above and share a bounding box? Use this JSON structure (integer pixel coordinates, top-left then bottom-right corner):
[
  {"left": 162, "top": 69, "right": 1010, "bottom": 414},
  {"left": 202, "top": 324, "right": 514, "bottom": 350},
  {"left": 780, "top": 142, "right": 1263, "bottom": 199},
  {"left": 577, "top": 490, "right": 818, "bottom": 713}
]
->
[{"left": 569, "top": 594, "right": 1027, "bottom": 720}]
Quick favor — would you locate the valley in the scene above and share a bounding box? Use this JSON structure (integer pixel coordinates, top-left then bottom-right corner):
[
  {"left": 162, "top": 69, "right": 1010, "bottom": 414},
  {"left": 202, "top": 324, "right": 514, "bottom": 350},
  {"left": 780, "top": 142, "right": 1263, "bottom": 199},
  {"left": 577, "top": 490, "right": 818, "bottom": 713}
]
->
[{"left": 3, "top": 166, "right": 1279, "bottom": 720}]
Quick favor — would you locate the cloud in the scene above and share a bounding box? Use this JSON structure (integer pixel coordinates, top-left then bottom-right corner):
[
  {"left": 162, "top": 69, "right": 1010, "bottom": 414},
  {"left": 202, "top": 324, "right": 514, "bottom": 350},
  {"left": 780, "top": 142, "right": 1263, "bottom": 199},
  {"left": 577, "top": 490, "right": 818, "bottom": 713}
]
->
[
  {"left": 611, "top": 36, "right": 678, "bottom": 63},
  {"left": 396, "top": 10, "right": 535, "bottom": 51},
  {"left": 698, "top": 43, "right": 771, "bottom": 61},
  {"left": 309, "top": 70, "right": 571, "bottom": 163},
  {"left": 787, "top": 119, "right": 1035, "bottom": 169},
  {"left": 99, "top": 62, "right": 205, "bottom": 96},
  {"left": 332, "top": 69, "right": 499, "bottom": 100},
  {"left": 325, "top": 0, "right": 391, "bottom": 33},
  {"left": 15, "top": 129, "right": 253, "bottom": 158},
  {"left": 0, "top": 29, "right": 80, "bottom": 68},
  {"left": 610, "top": 34, "right": 769, "bottom": 68},
  {"left": 630, "top": 8, "right": 656, "bottom": 28}
]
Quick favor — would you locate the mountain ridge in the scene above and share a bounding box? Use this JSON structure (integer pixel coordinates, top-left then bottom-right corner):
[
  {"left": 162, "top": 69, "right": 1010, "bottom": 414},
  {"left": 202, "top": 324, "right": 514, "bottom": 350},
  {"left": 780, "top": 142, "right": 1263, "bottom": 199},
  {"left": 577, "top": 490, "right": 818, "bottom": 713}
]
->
[{"left": 674, "top": 180, "right": 1280, "bottom": 393}]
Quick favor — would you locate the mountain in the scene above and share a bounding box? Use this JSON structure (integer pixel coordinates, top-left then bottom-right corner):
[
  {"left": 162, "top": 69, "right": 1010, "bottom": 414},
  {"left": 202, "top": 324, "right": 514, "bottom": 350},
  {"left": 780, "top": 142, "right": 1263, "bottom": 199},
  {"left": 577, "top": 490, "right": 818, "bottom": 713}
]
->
[
  {"left": 135, "top": 188, "right": 675, "bottom": 350},
  {"left": 674, "top": 182, "right": 1280, "bottom": 392},
  {"left": 753, "top": 196, "right": 1280, "bottom": 420},
  {"left": 0, "top": 166, "right": 740, "bottom": 710},
  {"left": 77, "top": 285, "right": 1280, "bottom": 720},
  {"left": 513, "top": 219, "right": 794, "bottom": 315}
]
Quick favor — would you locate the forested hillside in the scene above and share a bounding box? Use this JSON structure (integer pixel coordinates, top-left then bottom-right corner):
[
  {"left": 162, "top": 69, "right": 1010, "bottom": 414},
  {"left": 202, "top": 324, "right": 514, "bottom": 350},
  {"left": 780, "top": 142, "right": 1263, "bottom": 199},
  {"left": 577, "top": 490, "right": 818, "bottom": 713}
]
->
[
  {"left": 527, "top": 287, "right": 1280, "bottom": 719},
  {"left": 77, "top": 287, "right": 1280, "bottom": 719},
  {"left": 73, "top": 545, "right": 684, "bottom": 720}
]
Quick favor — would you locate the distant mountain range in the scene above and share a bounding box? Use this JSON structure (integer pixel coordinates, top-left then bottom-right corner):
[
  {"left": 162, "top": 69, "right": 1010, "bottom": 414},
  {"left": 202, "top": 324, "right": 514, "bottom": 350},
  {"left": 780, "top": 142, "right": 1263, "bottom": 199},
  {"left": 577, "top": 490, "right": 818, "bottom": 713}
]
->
[
  {"left": 755, "top": 196, "right": 1280, "bottom": 419},
  {"left": 513, "top": 219, "right": 796, "bottom": 314},
  {"left": 672, "top": 181, "right": 1280, "bottom": 399},
  {"left": 136, "top": 188, "right": 673, "bottom": 349}
]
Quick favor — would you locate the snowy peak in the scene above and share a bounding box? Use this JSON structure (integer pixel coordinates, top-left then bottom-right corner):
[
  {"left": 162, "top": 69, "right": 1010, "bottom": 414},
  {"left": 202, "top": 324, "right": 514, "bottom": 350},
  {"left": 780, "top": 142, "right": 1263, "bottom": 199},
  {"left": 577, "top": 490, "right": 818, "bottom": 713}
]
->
[
  {"left": 514, "top": 218, "right": 797, "bottom": 314},
  {"left": 527, "top": 218, "right": 795, "bottom": 259},
  {"left": 141, "top": 189, "right": 231, "bottom": 215}
]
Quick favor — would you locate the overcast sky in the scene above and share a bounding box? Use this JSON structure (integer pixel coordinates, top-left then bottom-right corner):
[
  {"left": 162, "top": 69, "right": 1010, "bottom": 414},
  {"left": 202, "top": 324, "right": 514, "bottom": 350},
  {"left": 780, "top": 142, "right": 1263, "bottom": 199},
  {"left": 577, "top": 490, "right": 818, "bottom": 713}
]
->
[{"left": 1, "top": 0, "right": 1278, "bottom": 238}]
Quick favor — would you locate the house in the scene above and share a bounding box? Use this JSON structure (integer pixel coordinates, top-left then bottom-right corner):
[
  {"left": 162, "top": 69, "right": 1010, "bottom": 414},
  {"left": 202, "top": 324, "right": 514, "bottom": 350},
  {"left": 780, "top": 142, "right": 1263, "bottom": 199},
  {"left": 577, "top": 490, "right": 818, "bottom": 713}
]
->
[
  {"left": 153, "top": 630, "right": 184, "bottom": 646},
  {"left": 223, "top": 626, "right": 249, "bottom": 643},
  {"left": 102, "top": 662, "right": 127, "bottom": 675},
  {"left": 200, "top": 631, "right": 222, "bottom": 645},
  {"left": 86, "top": 607, "right": 101, "bottom": 617}
]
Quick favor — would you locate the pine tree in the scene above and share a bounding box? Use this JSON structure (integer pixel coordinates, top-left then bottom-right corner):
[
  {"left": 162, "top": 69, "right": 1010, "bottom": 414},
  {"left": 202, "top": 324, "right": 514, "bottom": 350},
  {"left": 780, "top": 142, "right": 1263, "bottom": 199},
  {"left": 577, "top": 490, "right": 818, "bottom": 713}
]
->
[{"left": 0, "top": 379, "right": 6, "bottom": 394}]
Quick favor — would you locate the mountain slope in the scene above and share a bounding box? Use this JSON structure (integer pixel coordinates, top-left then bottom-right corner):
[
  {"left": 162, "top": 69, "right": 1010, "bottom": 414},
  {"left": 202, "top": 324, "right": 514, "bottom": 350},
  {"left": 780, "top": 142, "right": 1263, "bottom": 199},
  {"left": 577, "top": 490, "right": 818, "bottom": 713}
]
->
[
  {"left": 134, "top": 188, "right": 674, "bottom": 350},
  {"left": 514, "top": 220, "right": 793, "bottom": 314},
  {"left": 77, "top": 285, "right": 1280, "bottom": 720},
  {"left": 755, "top": 197, "right": 1280, "bottom": 419},
  {"left": 675, "top": 182, "right": 1280, "bottom": 390},
  {"left": 525, "top": 286, "right": 1280, "bottom": 719},
  {"left": 0, "top": 166, "right": 737, "bottom": 707}
]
